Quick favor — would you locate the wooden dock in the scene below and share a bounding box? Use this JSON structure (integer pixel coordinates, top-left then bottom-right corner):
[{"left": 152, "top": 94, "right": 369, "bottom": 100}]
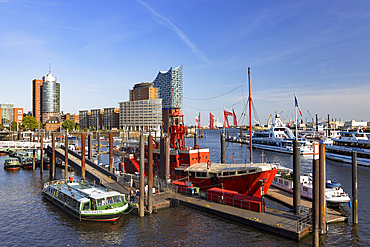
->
[
  {"left": 46, "top": 146, "right": 130, "bottom": 194},
  {"left": 266, "top": 187, "right": 347, "bottom": 223},
  {"left": 170, "top": 193, "right": 312, "bottom": 241}
]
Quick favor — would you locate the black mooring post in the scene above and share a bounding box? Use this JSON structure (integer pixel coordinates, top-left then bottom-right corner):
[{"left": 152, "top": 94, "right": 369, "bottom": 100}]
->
[
  {"left": 319, "top": 143, "right": 327, "bottom": 234},
  {"left": 221, "top": 130, "right": 226, "bottom": 163},
  {"left": 352, "top": 151, "right": 358, "bottom": 225},
  {"left": 293, "top": 140, "right": 301, "bottom": 215}
]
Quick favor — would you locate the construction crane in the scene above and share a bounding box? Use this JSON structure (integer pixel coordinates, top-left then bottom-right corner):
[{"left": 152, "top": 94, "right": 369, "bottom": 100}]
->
[
  {"left": 266, "top": 114, "right": 272, "bottom": 128},
  {"left": 307, "top": 110, "right": 313, "bottom": 123}
]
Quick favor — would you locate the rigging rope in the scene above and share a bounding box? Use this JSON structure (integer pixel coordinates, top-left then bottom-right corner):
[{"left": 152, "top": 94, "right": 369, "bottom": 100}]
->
[{"left": 184, "top": 85, "right": 242, "bottom": 100}]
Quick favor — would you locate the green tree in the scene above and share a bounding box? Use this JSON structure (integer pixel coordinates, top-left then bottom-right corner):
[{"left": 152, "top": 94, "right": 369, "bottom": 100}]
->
[
  {"left": 92, "top": 126, "right": 96, "bottom": 131},
  {"left": 18, "top": 122, "right": 25, "bottom": 130},
  {"left": 84, "top": 127, "right": 88, "bottom": 132},
  {"left": 62, "top": 119, "right": 76, "bottom": 132},
  {"left": 22, "top": 115, "right": 38, "bottom": 130},
  {"left": 76, "top": 125, "right": 80, "bottom": 131},
  {"left": 11, "top": 121, "right": 17, "bottom": 131}
]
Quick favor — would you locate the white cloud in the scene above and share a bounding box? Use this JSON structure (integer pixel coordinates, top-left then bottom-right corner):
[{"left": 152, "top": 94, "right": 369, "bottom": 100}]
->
[{"left": 137, "top": 0, "right": 211, "bottom": 64}]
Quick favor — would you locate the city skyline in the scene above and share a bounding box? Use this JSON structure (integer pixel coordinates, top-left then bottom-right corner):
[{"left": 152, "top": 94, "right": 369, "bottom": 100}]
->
[{"left": 0, "top": 1, "right": 369, "bottom": 126}]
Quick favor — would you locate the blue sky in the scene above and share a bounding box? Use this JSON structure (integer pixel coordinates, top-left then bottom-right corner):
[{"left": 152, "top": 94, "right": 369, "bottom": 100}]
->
[{"left": 1, "top": 0, "right": 369, "bottom": 126}]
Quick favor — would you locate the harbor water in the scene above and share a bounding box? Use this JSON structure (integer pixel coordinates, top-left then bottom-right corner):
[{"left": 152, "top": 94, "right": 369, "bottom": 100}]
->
[{"left": 0, "top": 129, "right": 369, "bottom": 246}]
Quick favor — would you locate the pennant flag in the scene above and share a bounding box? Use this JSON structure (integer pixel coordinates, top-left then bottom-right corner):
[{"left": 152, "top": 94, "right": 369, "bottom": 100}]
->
[
  {"left": 198, "top": 112, "right": 201, "bottom": 128},
  {"left": 210, "top": 112, "right": 214, "bottom": 129},
  {"left": 232, "top": 108, "right": 237, "bottom": 126},
  {"left": 294, "top": 95, "right": 303, "bottom": 117}
]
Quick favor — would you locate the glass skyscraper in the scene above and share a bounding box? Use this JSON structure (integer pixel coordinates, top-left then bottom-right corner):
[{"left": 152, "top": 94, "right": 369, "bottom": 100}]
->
[{"left": 41, "top": 72, "right": 60, "bottom": 123}]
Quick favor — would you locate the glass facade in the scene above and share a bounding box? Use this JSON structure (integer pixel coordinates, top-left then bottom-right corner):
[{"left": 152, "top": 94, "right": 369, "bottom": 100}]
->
[
  {"left": 153, "top": 65, "right": 182, "bottom": 110},
  {"left": 0, "top": 103, "right": 14, "bottom": 125},
  {"left": 42, "top": 73, "right": 60, "bottom": 123}
]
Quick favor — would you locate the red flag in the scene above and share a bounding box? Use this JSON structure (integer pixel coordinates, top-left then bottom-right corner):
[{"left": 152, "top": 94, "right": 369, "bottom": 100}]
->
[
  {"left": 232, "top": 108, "right": 237, "bottom": 126},
  {"left": 224, "top": 109, "right": 233, "bottom": 128},
  {"left": 210, "top": 112, "right": 214, "bottom": 129},
  {"left": 198, "top": 112, "right": 201, "bottom": 128}
]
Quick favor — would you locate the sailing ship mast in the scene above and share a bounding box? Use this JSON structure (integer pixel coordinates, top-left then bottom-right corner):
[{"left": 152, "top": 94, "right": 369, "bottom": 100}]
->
[{"left": 249, "top": 67, "right": 253, "bottom": 163}]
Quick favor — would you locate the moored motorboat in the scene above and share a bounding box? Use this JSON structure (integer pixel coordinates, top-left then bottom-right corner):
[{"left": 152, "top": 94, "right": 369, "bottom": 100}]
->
[
  {"left": 4, "top": 157, "right": 21, "bottom": 171},
  {"left": 42, "top": 179, "right": 129, "bottom": 221},
  {"left": 272, "top": 166, "right": 350, "bottom": 205}
]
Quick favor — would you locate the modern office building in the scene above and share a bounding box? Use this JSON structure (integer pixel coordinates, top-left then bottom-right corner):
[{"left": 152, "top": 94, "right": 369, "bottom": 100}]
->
[
  {"left": 119, "top": 82, "right": 162, "bottom": 132},
  {"left": 32, "top": 79, "right": 43, "bottom": 123},
  {"left": 32, "top": 66, "right": 60, "bottom": 124},
  {"left": 119, "top": 99, "right": 162, "bottom": 132},
  {"left": 0, "top": 104, "right": 14, "bottom": 126},
  {"left": 13, "top": 108, "right": 23, "bottom": 123},
  {"left": 41, "top": 71, "right": 60, "bottom": 123},
  {"left": 90, "top": 109, "right": 103, "bottom": 130},
  {"left": 130, "top": 82, "right": 159, "bottom": 101},
  {"left": 152, "top": 65, "right": 182, "bottom": 131},
  {"left": 103, "top": 107, "right": 120, "bottom": 130},
  {"left": 79, "top": 110, "right": 90, "bottom": 130}
]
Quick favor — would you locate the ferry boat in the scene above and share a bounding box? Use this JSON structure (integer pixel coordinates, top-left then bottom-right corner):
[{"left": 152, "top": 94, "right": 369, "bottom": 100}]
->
[
  {"left": 272, "top": 166, "right": 350, "bottom": 205},
  {"left": 124, "top": 111, "right": 279, "bottom": 198},
  {"left": 251, "top": 114, "right": 314, "bottom": 155},
  {"left": 325, "top": 130, "right": 370, "bottom": 167},
  {"left": 4, "top": 157, "right": 21, "bottom": 171},
  {"left": 42, "top": 179, "right": 129, "bottom": 221}
]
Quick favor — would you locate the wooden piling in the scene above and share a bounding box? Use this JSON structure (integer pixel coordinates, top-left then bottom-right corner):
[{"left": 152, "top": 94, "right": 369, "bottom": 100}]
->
[
  {"left": 40, "top": 135, "right": 43, "bottom": 174},
  {"left": 293, "top": 140, "right": 301, "bottom": 215},
  {"left": 221, "top": 131, "right": 225, "bottom": 163},
  {"left": 97, "top": 132, "right": 101, "bottom": 156},
  {"left": 148, "top": 135, "right": 153, "bottom": 213},
  {"left": 109, "top": 131, "right": 113, "bottom": 173},
  {"left": 65, "top": 134, "right": 69, "bottom": 180},
  {"left": 88, "top": 132, "right": 92, "bottom": 160},
  {"left": 139, "top": 135, "right": 145, "bottom": 217},
  {"left": 50, "top": 133, "right": 55, "bottom": 180},
  {"left": 319, "top": 143, "right": 327, "bottom": 234},
  {"left": 165, "top": 136, "right": 170, "bottom": 180},
  {"left": 30, "top": 133, "right": 35, "bottom": 170},
  {"left": 352, "top": 151, "right": 358, "bottom": 224},
  {"left": 312, "top": 143, "right": 320, "bottom": 247},
  {"left": 81, "top": 133, "right": 86, "bottom": 180}
]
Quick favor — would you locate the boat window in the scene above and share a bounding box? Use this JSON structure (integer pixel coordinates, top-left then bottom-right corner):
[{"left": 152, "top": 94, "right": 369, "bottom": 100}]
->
[
  {"left": 106, "top": 197, "right": 114, "bottom": 205},
  {"left": 284, "top": 181, "right": 289, "bottom": 186},
  {"left": 113, "top": 196, "right": 122, "bottom": 203},
  {"left": 303, "top": 187, "right": 308, "bottom": 192},
  {"left": 76, "top": 202, "right": 81, "bottom": 210},
  {"left": 196, "top": 172, "right": 207, "bottom": 177},
  {"left": 97, "top": 198, "right": 106, "bottom": 206},
  {"left": 82, "top": 202, "right": 90, "bottom": 211},
  {"left": 238, "top": 170, "right": 246, "bottom": 175},
  {"left": 91, "top": 199, "right": 97, "bottom": 210},
  {"left": 274, "top": 178, "right": 277, "bottom": 182},
  {"left": 279, "top": 179, "right": 283, "bottom": 184}
]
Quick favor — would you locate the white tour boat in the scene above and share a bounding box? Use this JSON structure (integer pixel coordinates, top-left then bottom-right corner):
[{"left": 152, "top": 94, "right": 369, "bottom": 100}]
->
[
  {"left": 325, "top": 129, "right": 370, "bottom": 167},
  {"left": 272, "top": 166, "right": 351, "bottom": 205},
  {"left": 251, "top": 114, "right": 314, "bottom": 155}
]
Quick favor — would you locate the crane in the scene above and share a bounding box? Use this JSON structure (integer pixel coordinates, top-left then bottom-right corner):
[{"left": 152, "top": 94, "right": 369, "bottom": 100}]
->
[{"left": 307, "top": 110, "right": 313, "bottom": 123}]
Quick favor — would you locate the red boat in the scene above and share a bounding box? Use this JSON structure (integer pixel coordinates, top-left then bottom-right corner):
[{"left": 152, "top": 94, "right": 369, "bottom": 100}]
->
[
  {"left": 123, "top": 111, "right": 278, "bottom": 198},
  {"left": 123, "top": 68, "right": 278, "bottom": 198}
]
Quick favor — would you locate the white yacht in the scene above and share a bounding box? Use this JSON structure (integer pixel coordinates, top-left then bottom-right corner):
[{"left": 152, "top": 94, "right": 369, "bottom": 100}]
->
[{"left": 251, "top": 114, "right": 314, "bottom": 155}]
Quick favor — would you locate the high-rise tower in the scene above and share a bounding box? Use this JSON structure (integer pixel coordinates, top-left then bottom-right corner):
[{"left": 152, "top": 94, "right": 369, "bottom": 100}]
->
[{"left": 32, "top": 63, "right": 61, "bottom": 124}]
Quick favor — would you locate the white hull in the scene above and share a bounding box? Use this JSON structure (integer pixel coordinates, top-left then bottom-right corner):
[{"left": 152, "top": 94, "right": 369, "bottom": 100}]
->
[{"left": 272, "top": 169, "right": 350, "bottom": 204}]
